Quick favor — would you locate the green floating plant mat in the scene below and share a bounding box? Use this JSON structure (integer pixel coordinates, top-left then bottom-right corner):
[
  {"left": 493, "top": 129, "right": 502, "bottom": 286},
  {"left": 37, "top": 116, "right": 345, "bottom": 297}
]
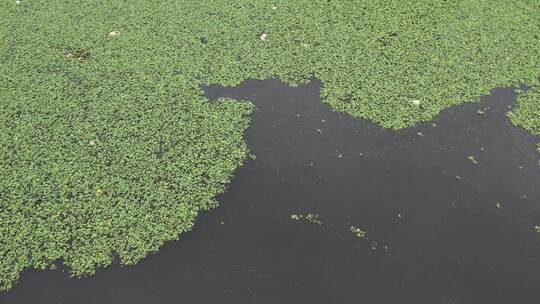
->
[{"left": 0, "top": 0, "right": 539, "bottom": 291}]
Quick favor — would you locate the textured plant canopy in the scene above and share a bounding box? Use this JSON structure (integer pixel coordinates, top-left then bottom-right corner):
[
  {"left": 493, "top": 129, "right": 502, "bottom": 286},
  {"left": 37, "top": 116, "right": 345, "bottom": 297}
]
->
[{"left": 1, "top": 0, "right": 539, "bottom": 291}]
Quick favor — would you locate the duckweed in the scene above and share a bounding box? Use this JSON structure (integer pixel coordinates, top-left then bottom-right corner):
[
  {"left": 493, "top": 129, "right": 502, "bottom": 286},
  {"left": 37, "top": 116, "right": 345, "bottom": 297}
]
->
[
  {"left": 350, "top": 226, "right": 367, "bottom": 240},
  {"left": 290, "top": 213, "right": 323, "bottom": 226},
  {"left": 1, "top": 0, "right": 539, "bottom": 291},
  {"left": 509, "top": 86, "right": 540, "bottom": 156},
  {"left": 467, "top": 155, "right": 478, "bottom": 165}
]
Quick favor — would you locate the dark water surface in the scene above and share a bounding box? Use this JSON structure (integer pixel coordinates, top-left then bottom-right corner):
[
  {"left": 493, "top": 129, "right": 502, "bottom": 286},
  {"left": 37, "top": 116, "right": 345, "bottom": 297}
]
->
[{"left": 3, "top": 79, "right": 540, "bottom": 304}]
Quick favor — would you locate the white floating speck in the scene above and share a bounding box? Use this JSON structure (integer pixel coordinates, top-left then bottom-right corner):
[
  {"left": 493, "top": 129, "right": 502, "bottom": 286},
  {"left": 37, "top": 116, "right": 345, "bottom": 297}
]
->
[
  {"left": 260, "top": 33, "right": 268, "bottom": 41},
  {"left": 410, "top": 99, "right": 421, "bottom": 106},
  {"left": 16, "top": 1, "right": 20, "bottom": 4},
  {"left": 109, "top": 31, "right": 121, "bottom": 37},
  {"left": 271, "top": 6, "right": 278, "bottom": 10},
  {"left": 89, "top": 140, "right": 96, "bottom": 146}
]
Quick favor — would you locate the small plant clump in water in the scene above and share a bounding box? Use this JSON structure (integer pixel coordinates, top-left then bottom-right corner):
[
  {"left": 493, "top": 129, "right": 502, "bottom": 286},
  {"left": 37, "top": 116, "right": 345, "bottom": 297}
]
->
[
  {"left": 467, "top": 155, "right": 478, "bottom": 165},
  {"left": 290, "top": 214, "right": 301, "bottom": 221},
  {"left": 508, "top": 86, "right": 540, "bottom": 156},
  {"left": 290, "top": 213, "right": 323, "bottom": 226},
  {"left": 350, "top": 226, "right": 367, "bottom": 239},
  {"left": 305, "top": 213, "right": 323, "bottom": 226}
]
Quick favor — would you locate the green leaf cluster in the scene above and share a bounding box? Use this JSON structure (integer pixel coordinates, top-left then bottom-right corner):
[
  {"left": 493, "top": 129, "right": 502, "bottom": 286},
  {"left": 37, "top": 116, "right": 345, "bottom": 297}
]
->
[{"left": 509, "top": 85, "right": 540, "bottom": 155}]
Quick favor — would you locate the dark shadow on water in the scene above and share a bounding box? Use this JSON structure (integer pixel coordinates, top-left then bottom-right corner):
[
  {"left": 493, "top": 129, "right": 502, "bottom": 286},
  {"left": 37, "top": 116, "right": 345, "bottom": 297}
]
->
[{"left": 3, "top": 79, "right": 540, "bottom": 304}]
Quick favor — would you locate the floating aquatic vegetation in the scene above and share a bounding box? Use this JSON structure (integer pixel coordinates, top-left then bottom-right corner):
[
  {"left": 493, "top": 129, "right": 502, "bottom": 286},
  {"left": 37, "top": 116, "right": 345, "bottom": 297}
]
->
[
  {"left": 509, "top": 85, "right": 540, "bottom": 157},
  {"left": 290, "top": 213, "right": 323, "bottom": 226},
  {"left": 467, "top": 155, "right": 478, "bottom": 165},
  {"left": 1, "top": 0, "right": 539, "bottom": 291},
  {"left": 350, "top": 226, "right": 367, "bottom": 239},
  {"left": 305, "top": 213, "right": 322, "bottom": 226}
]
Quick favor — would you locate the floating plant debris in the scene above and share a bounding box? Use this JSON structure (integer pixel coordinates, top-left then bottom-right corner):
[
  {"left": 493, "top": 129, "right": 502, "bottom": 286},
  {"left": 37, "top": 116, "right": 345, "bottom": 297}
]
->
[
  {"left": 290, "top": 213, "right": 323, "bottom": 226},
  {"left": 350, "top": 226, "right": 367, "bottom": 239}
]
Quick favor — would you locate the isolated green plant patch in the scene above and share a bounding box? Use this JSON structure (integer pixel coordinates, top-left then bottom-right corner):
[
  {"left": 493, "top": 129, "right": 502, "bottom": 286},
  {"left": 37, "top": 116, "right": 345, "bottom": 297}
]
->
[
  {"left": 510, "top": 85, "right": 540, "bottom": 154},
  {"left": 1, "top": 0, "right": 539, "bottom": 291}
]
